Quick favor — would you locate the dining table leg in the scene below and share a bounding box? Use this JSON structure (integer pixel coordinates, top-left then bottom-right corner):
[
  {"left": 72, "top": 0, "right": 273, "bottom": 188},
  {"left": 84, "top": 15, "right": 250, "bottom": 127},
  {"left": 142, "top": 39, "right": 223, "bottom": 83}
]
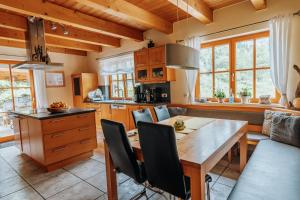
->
[
  {"left": 239, "top": 133, "right": 248, "bottom": 172},
  {"left": 104, "top": 141, "right": 118, "bottom": 200},
  {"left": 186, "top": 165, "right": 206, "bottom": 200}
]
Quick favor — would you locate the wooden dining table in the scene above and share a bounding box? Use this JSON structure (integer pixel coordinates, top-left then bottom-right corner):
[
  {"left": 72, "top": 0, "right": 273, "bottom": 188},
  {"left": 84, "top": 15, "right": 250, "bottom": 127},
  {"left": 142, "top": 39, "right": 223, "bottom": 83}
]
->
[{"left": 104, "top": 116, "right": 248, "bottom": 200}]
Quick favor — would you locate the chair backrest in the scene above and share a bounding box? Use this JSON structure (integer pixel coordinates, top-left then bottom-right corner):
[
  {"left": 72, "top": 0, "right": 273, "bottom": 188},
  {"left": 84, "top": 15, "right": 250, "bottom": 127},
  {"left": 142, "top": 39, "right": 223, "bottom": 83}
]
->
[
  {"left": 154, "top": 105, "right": 171, "bottom": 121},
  {"left": 101, "top": 119, "right": 145, "bottom": 183},
  {"left": 137, "top": 121, "right": 188, "bottom": 198},
  {"left": 132, "top": 108, "right": 153, "bottom": 128}
]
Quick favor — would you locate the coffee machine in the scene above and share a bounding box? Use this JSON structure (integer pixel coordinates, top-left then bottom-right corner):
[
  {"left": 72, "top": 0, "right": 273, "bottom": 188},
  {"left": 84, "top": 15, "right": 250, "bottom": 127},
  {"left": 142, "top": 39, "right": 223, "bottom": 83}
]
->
[{"left": 134, "top": 84, "right": 169, "bottom": 103}]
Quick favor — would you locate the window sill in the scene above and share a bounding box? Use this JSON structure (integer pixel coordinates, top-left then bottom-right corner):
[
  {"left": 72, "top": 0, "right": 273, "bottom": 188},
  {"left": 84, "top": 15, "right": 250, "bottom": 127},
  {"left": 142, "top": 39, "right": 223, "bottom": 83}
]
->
[{"left": 170, "top": 102, "right": 284, "bottom": 112}]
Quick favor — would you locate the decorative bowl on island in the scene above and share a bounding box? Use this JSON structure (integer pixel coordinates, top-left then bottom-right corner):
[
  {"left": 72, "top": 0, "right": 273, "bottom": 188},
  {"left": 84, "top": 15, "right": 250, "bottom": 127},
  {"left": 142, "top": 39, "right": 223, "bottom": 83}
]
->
[{"left": 47, "top": 102, "right": 69, "bottom": 114}]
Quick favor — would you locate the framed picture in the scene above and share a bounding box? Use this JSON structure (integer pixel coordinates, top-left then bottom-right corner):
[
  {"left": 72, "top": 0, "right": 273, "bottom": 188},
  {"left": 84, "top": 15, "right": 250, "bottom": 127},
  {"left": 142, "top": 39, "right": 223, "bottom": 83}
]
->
[{"left": 45, "top": 71, "right": 65, "bottom": 88}]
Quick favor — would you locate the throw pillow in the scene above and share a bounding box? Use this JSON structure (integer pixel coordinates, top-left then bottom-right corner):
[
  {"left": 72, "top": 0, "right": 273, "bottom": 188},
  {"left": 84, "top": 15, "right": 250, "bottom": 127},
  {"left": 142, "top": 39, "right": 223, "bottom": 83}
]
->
[
  {"left": 270, "top": 115, "right": 300, "bottom": 148},
  {"left": 262, "top": 110, "right": 291, "bottom": 136}
]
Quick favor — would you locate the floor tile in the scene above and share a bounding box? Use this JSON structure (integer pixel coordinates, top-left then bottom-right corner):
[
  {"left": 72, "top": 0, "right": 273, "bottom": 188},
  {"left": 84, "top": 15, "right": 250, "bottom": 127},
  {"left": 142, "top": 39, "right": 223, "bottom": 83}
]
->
[
  {"left": 95, "top": 194, "right": 107, "bottom": 200},
  {"left": 208, "top": 164, "right": 227, "bottom": 183},
  {"left": 217, "top": 168, "right": 240, "bottom": 187},
  {"left": 0, "top": 187, "right": 43, "bottom": 200},
  {"left": 0, "top": 175, "right": 28, "bottom": 198},
  {"left": 64, "top": 159, "right": 105, "bottom": 180},
  {"left": 0, "top": 158, "right": 18, "bottom": 182},
  {"left": 13, "top": 159, "right": 45, "bottom": 179},
  {"left": 24, "top": 168, "right": 66, "bottom": 185},
  {"left": 47, "top": 181, "right": 104, "bottom": 200},
  {"left": 86, "top": 171, "right": 130, "bottom": 193},
  {"left": 91, "top": 152, "right": 105, "bottom": 163},
  {"left": 32, "top": 170, "right": 81, "bottom": 199},
  {"left": 211, "top": 183, "right": 233, "bottom": 200}
]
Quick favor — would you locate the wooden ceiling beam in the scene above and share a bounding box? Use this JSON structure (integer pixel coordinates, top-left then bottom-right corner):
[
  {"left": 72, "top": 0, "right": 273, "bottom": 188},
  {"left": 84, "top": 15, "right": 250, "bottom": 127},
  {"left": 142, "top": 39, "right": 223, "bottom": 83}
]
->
[
  {"left": 0, "top": 10, "right": 120, "bottom": 47},
  {"left": 0, "top": 26, "right": 102, "bottom": 52},
  {"left": 0, "top": 0, "right": 143, "bottom": 41},
  {"left": 44, "top": 21, "right": 120, "bottom": 47},
  {"left": 250, "top": 0, "right": 267, "bottom": 10},
  {"left": 74, "top": 0, "right": 173, "bottom": 34},
  {"left": 168, "top": 0, "right": 213, "bottom": 24},
  {"left": 0, "top": 38, "right": 87, "bottom": 56}
]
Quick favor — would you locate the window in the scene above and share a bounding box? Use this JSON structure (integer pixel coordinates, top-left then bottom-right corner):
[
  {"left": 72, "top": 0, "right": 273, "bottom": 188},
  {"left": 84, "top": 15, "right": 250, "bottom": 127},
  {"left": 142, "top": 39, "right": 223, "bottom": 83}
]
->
[
  {"left": 196, "top": 32, "right": 279, "bottom": 103},
  {"left": 109, "top": 73, "right": 134, "bottom": 99},
  {"left": 0, "top": 64, "right": 34, "bottom": 112}
]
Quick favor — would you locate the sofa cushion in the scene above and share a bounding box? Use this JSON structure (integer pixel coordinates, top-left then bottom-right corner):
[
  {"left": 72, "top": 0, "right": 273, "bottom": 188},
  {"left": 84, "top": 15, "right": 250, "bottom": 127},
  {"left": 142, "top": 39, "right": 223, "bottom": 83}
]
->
[
  {"left": 228, "top": 140, "right": 300, "bottom": 200},
  {"left": 247, "top": 132, "right": 269, "bottom": 142},
  {"left": 271, "top": 115, "right": 300, "bottom": 148},
  {"left": 167, "top": 107, "right": 187, "bottom": 117},
  {"left": 262, "top": 110, "right": 291, "bottom": 136}
]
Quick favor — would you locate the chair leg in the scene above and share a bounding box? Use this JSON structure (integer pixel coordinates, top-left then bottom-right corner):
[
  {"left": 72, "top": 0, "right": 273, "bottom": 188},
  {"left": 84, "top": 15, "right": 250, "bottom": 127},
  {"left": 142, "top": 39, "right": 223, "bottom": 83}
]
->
[
  {"left": 205, "top": 174, "right": 212, "bottom": 200},
  {"left": 130, "top": 187, "right": 147, "bottom": 200}
]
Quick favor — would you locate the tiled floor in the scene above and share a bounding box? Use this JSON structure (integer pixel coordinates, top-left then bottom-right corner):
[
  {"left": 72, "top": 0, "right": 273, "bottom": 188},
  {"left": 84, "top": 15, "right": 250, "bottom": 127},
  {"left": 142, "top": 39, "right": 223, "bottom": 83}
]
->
[{"left": 0, "top": 144, "right": 241, "bottom": 200}]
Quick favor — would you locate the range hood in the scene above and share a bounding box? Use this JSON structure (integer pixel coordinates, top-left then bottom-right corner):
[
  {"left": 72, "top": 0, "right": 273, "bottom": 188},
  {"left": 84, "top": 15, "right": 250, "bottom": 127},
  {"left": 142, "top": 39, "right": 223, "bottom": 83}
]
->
[
  {"left": 165, "top": 43, "right": 200, "bottom": 70},
  {"left": 12, "top": 17, "right": 63, "bottom": 70}
]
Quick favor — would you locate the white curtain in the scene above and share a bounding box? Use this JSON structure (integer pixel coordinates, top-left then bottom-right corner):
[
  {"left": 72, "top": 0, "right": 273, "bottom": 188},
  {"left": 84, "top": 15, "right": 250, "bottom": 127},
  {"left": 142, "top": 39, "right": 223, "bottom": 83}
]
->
[
  {"left": 184, "top": 37, "right": 201, "bottom": 104},
  {"left": 99, "top": 53, "right": 134, "bottom": 75},
  {"left": 33, "top": 70, "right": 48, "bottom": 110},
  {"left": 269, "top": 14, "right": 293, "bottom": 106}
]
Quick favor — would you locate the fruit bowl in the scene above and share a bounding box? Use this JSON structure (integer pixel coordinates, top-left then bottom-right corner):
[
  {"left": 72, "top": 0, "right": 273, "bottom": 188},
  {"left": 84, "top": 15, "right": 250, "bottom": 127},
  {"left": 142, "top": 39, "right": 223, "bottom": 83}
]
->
[
  {"left": 47, "top": 101, "right": 69, "bottom": 114},
  {"left": 47, "top": 107, "right": 69, "bottom": 114}
]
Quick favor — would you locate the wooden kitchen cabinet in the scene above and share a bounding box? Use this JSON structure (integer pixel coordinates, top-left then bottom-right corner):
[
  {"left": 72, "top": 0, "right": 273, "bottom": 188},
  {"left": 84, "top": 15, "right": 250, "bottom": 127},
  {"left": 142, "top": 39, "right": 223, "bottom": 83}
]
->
[
  {"left": 111, "top": 104, "right": 129, "bottom": 130},
  {"left": 20, "top": 117, "right": 30, "bottom": 155},
  {"left": 134, "top": 48, "right": 148, "bottom": 68},
  {"left": 72, "top": 73, "right": 98, "bottom": 107},
  {"left": 100, "top": 104, "right": 112, "bottom": 120},
  {"left": 149, "top": 46, "right": 165, "bottom": 65},
  {"left": 134, "top": 45, "right": 175, "bottom": 83}
]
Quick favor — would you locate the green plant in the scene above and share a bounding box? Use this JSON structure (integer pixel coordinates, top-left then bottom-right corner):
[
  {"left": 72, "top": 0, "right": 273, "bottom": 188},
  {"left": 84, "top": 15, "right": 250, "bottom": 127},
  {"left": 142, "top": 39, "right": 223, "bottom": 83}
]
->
[
  {"left": 214, "top": 89, "right": 226, "bottom": 99},
  {"left": 239, "top": 88, "right": 252, "bottom": 97}
]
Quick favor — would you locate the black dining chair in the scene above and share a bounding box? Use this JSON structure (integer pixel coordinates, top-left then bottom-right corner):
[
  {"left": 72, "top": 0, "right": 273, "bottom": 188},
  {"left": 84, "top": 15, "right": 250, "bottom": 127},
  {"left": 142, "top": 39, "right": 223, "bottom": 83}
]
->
[
  {"left": 137, "top": 121, "right": 212, "bottom": 200},
  {"left": 154, "top": 105, "right": 171, "bottom": 122},
  {"left": 132, "top": 108, "right": 153, "bottom": 128},
  {"left": 101, "top": 119, "right": 148, "bottom": 199}
]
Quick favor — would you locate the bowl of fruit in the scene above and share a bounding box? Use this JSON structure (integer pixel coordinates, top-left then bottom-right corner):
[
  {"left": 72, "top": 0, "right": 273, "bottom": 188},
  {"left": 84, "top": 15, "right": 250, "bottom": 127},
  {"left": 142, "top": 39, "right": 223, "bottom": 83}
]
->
[
  {"left": 47, "top": 102, "right": 69, "bottom": 114},
  {"left": 173, "top": 119, "right": 185, "bottom": 131}
]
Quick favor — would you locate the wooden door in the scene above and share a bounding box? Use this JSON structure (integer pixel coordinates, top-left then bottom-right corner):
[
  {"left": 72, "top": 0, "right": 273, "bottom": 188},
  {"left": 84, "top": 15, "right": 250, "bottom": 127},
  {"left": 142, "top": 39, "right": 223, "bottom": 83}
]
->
[
  {"left": 101, "top": 104, "right": 112, "bottom": 120},
  {"left": 20, "top": 117, "right": 30, "bottom": 155},
  {"left": 134, "top": 48, "right": 148, "bottom": 68},
  {"left": 127, "top": 105, "right": 140, "bottom": 130},
  {"left": 149, "top": 46, "right": 165, "bottom": 65}
]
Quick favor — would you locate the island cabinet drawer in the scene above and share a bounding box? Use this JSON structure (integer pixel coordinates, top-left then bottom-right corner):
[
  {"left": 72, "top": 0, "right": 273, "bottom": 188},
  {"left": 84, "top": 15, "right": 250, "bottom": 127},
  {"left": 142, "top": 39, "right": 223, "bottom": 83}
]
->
[
  {"left": 45, "top": 138, "right": 97, "bottom": 165},
  {"left": 43, "top": 126, "right": 96, "bottom": 150},
  {"left": 42, "top": 113, "right": 95, "bottom": 134}
]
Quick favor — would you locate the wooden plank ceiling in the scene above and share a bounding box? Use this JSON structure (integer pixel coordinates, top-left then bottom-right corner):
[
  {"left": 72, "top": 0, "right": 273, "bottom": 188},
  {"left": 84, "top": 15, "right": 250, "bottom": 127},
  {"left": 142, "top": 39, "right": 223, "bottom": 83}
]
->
[{"left": 0, "top": 0, "right": 266, "bottom": 56}]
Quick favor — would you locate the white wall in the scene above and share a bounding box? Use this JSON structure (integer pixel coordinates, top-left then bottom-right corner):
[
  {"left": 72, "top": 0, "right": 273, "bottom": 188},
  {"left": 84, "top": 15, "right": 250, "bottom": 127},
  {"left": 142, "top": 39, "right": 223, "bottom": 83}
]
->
[
  {"left": 0, "top": 46, "right": 88, "bottom": 107},
  {"left": 87, "top": 0, "right": 300, "bottom": 104}
]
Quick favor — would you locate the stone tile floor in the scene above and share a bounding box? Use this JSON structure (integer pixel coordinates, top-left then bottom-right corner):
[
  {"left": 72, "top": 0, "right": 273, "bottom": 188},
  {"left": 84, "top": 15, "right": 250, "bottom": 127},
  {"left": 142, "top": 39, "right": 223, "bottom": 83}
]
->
[{"left": 0, "top": 145, "right": 241, "bottom": 200}]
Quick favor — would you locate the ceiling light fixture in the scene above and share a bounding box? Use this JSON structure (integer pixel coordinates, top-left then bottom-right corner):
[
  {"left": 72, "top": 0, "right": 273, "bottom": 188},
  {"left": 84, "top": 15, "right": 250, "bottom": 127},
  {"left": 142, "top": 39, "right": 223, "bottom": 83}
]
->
[{"left": 61, "top": 24, "right": 69, "bottom": 35}]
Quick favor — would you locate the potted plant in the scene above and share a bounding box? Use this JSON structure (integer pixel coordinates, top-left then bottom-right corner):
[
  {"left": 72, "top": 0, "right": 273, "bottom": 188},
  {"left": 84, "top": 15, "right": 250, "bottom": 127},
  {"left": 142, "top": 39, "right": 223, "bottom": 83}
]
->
[
  {"left": 239, "top": 88, "right": 252, "bottom": 104},
  {"left": 214, "top": 89, "right": 226, "bottom": 103}
]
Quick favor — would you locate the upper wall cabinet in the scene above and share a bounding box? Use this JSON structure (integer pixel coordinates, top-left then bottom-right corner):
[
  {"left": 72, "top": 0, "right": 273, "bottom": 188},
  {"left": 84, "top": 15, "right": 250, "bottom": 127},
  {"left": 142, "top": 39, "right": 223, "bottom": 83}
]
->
[
  {"left": 134, "top": 45, "right": 175, "bottom": 83},
  {"left": 134, "top": 48, "right": 148, "bottom": 68}
]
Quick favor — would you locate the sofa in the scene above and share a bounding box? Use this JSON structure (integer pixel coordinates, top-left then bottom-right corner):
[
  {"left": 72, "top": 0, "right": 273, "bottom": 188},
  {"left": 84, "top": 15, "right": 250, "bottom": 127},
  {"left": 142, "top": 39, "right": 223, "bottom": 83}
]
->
[{"left": 228, "top": 139, "right": 300, "bottom": 200}]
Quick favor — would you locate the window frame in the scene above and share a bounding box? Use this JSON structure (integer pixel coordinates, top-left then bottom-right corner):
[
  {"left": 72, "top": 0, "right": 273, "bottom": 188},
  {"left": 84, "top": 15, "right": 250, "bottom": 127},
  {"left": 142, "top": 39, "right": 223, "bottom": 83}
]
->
[
  {"left": 109, "top": 73, "right": 134, "bottom": 100},
  {"left": 196, "top": 31, "right": 280, "bottom": 103},
  {"left": 0, "top": 61, "right": 36, "bottom": 112}
]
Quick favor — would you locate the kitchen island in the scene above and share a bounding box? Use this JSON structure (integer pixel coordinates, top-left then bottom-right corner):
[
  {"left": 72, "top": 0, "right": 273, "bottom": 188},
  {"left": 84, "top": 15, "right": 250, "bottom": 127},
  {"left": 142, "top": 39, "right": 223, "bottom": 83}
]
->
[{"left": 12, "top": 108, "right": 97, "bottom": 171}]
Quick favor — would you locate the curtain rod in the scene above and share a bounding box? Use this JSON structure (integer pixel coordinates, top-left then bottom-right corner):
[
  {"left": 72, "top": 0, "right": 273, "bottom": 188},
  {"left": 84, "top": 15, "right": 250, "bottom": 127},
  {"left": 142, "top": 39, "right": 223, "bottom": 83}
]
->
[
  {"left": 197, "top": 9, "right": 300, "bottom": 39},
  {"left": 96, "top": 51, "right": 134, "bottom": 61}
]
